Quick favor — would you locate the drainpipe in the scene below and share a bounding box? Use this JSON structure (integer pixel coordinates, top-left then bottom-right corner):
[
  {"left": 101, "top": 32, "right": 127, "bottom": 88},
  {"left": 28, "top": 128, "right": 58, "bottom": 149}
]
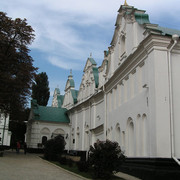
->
[
  {"left": 167, "top": 34, "right": 180, "bottom": 165},
  {"left": 103, "top": 85, "right": 107, "bottom": 140}
]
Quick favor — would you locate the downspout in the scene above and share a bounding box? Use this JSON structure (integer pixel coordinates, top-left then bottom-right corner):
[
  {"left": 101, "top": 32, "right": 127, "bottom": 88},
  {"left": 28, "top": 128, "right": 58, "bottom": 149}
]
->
[
  {"left": 167, "top": 34, "right": 180, "bottom": 165},
  {"left": 103, "top": 85, "right": 107, "bottom": 140}
]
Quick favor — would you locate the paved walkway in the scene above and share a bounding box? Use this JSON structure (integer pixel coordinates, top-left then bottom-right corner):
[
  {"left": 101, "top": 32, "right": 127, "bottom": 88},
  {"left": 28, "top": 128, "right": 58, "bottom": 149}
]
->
[
  {"left": 0, "top": 150, "right": 141, "bottom": 180},
  {"left": 0, "top": 150, "right": 87, "bottom": 180}
]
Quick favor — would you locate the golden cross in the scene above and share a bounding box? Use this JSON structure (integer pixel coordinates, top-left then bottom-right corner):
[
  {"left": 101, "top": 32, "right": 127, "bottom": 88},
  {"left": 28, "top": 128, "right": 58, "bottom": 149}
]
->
[{"left": 124, "top": 0, "right": 128, "bottom": 6}]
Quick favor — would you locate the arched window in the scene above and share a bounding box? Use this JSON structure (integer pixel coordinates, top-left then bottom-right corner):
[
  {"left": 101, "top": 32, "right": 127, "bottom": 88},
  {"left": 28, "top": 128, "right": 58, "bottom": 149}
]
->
[
  {"left": 142, "top": 114, "right": 147, "bottom": 156},
  {"left": 40, "top": 127, "right": 50, "bottom": 141},
  {"left": 107, "top": 128, "right": 112, "bottom": 140},
  {"left": 85, "top": 125, "right": 89, "bottom": 150},
  {"left": 52, "top": 128, "right": 65, "bottom": 138},
  {"left": 76, "top": 127, "right": 80, "bottom": 150},
  {"left": 127, "top": 118, "right": 135, "bottom": 156},
  {"left": 120, "top": 35, "right": 126, "bottom": 56},
  {"left": 136, "top": 114, "right": 141, "bottom": 156},
  {"left": 115, "top": 124, "right": 121, "bottom": 145}
]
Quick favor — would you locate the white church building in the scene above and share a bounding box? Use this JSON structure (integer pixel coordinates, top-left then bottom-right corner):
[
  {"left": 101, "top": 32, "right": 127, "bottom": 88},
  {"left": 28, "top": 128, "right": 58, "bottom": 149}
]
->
[{"left": 26, "top": 2, "right": 180, "bottom": 178}]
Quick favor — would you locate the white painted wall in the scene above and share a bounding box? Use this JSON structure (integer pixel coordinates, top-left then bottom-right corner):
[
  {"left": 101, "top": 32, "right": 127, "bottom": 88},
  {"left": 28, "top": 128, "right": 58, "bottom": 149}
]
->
[
  {"left": 0, "top": 113, "right": 11, "bottom": 146},
  {"left": 26, "top": 120, "right": 70, "bottom": 149}
]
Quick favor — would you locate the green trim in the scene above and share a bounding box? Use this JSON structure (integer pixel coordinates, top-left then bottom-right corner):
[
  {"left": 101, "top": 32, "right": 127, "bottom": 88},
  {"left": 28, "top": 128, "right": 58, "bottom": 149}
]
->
[
  {"left": 70, "top": 89, "right": 79, "bottom": 104},
  {"left": 92, "top": 67, "right": 99, "bottom": 88}
]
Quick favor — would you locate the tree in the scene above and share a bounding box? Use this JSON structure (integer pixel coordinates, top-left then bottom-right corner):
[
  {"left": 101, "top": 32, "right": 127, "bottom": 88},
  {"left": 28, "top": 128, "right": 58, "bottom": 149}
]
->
[
  {"left": 0, "top": 12, "right": 37, "bottom": 117},
  {"left": 32, "top": 72, "right": 50, "bottom": 106},
  {"left": 89, "top": 140, "right": 125, "bottom": 179}
]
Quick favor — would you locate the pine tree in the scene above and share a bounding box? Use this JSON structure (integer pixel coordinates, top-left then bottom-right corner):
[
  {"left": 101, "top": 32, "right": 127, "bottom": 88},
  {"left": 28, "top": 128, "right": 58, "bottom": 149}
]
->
[{"left": 32, "top": 72, "right": 50, "bottom": 106}]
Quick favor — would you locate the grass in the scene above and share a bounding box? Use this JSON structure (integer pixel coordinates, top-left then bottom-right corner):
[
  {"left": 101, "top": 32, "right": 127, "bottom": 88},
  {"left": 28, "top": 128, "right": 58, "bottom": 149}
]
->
[
  {"left": 51, "top": 161, "right": 92, "bottom": 179},
  {"left": 50, "top": 160, "right": 125, "bottom": 180}
]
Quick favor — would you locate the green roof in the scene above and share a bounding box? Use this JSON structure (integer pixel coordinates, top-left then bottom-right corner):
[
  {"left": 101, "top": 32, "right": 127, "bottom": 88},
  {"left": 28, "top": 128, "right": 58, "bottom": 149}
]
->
[
  {"left": 135, "top": 13, "right": 150, "bottom": 25},
  {"left": 57, "top": 95, "right": 64, "bottom": 107},
  {"left": 88, "top": 57, "right": 97, "bottom": 65},
  {"left": 92, "top": 67, "right": 99, "bottom": 88},
  {"left": 55, "top": 88, "right": 60, "bottom": 95},
  {"left": 70, "top": 89, "right": 79, "bottom": 104},
  {"left": 157, "top": 26, "right": 180, "bottom": 37},
  {"left": 69, "top": 79, "right": 75, "bottom": 88},
  {"left": 31, "top": 100, "right": 69, "bottom": 123}
]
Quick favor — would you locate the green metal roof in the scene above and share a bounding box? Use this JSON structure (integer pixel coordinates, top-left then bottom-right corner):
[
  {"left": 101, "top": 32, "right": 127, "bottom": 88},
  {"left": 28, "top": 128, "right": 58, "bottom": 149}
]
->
[
  {"left": 57, "top": 95, "right": 64, "bottom": 107},
  {"left": 31, "top": 100, "right": 69, "bottom": 123},
  {"left": 88, "top": 57, "right": 97, "bottom": 65},
  {"left": 92, "top": 67, "right": 99, "bottom": 88},
  {"left": 55, "top": 88, "right": 60, "bottom": 95},
  {"left": 70, "top": 89, "right": 79, "bottom": 104},
  {"left": 157, "top": 26, "right": 180, "bottom": 37},
  {"left": 69, "top": 79, "right": 75, "bottom": 88},
  {"left": 135, "top": 13, "right": 150, "bottom": 25}
]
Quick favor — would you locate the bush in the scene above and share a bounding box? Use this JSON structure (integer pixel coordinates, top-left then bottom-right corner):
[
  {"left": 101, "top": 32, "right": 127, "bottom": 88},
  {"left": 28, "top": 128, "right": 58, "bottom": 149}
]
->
[
  {"left": 44, "top": 135, "right": 66, "bottom": 161},
  {"left": 89, "top": 139, "right": 125, "bottom": 179},
  {"left": 76, "top": 160, "right": 89, "bottom": 172},
  {"left": 59, "top": 156, "right": 67, "bottom": 165},
  {"left": 67, "top": 158, "right": 74, "bottom": 167}
]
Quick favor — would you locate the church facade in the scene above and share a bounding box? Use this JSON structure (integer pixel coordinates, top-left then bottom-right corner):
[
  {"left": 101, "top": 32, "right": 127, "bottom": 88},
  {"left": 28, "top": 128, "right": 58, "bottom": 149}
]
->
[
  {"left": 63, "top": 4, "right": 180, "bottom": 161},
  {"left": 26, "top": 3, "right": 180, "bottom": 177}
]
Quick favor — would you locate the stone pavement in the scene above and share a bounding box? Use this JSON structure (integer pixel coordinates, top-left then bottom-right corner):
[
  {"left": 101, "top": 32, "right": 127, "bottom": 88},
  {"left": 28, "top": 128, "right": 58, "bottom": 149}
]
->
[
  {"left": 0, "top": 150, "right": 141, "bottom": 180},
  {"left": 0, "top": 150, "right": 88, "bottom": 180}
]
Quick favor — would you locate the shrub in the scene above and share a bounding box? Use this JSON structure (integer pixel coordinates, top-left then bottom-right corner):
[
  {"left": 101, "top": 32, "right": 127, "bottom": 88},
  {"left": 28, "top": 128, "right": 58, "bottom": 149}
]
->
[
  {"left": 67, "top": 158, "right": 74, "bottom": 167},
  {"left": 44, "top": 135, "right": 66, "bottom": 161},
  {"left": 89, "top": 139, "right": 125, "bottom": 179},
  {"left": 76, "top": 160, "right": 89, "bottom": 172},
  {"left": 59, "top": 156, "right": 67, "bottom": 165}
]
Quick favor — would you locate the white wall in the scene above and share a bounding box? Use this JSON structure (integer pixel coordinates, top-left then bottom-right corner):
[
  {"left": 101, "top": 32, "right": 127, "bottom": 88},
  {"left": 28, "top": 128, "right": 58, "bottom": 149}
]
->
[
  {"left": 0, "top": 113, "right": 11, "bottom": 146},
  {"left": 27, "top": 121, "right": 70, "bottom": 149}
]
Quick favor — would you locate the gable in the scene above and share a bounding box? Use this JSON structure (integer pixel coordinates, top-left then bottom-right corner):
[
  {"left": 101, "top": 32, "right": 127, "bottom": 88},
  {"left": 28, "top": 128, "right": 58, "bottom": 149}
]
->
[{"left": 83, "top": 57, "right": 97, "bottom": 72}]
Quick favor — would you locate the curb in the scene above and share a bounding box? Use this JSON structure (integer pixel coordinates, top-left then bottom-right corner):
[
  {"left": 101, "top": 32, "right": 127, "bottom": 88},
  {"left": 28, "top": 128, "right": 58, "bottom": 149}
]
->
[
  {"left": 115, "top": 172, "right": 141, "bottom": 180},
  {"left": 37, "top": 156, "right": 91, "bottom": 180}
]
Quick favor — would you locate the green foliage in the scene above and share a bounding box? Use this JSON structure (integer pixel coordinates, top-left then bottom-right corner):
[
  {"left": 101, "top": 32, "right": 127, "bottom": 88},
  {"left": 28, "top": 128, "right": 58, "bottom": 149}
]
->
[
  {"left": 89, "top": 139, "right": 125, "bottom": 179},
  {"left": 0, "top": 11, "right": 37, "bottom": 116},
  {"left": 32, "top": 72, "right": 50, "bottom": 106},
  {"left": 76, "top": 160, "right": 89, "bottom": 172},
  {"left": 44, "top": 135, "right": 66, "bottom": 161}
]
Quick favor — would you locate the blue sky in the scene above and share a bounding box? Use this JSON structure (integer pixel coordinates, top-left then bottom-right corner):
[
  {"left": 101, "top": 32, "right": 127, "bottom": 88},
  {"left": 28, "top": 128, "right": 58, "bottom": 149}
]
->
[{"left": 1, "top": 0, "right": 180, "bottom": 106}]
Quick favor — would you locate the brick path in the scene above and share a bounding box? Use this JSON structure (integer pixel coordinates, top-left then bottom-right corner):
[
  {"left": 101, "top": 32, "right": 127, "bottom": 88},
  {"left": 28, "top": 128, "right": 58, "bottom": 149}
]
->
[{"left": 0, "top": 150, "right": 87, "bottom": 180}]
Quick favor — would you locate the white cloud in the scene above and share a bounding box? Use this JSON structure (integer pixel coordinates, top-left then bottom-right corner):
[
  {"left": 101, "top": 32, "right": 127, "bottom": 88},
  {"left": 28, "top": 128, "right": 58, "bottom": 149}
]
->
[
  {"left": 1, "top": 0, "right": 180, "bottom": 71},
  {"left": 48, "top": 56, "right": 82, "bottom": 70}
]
